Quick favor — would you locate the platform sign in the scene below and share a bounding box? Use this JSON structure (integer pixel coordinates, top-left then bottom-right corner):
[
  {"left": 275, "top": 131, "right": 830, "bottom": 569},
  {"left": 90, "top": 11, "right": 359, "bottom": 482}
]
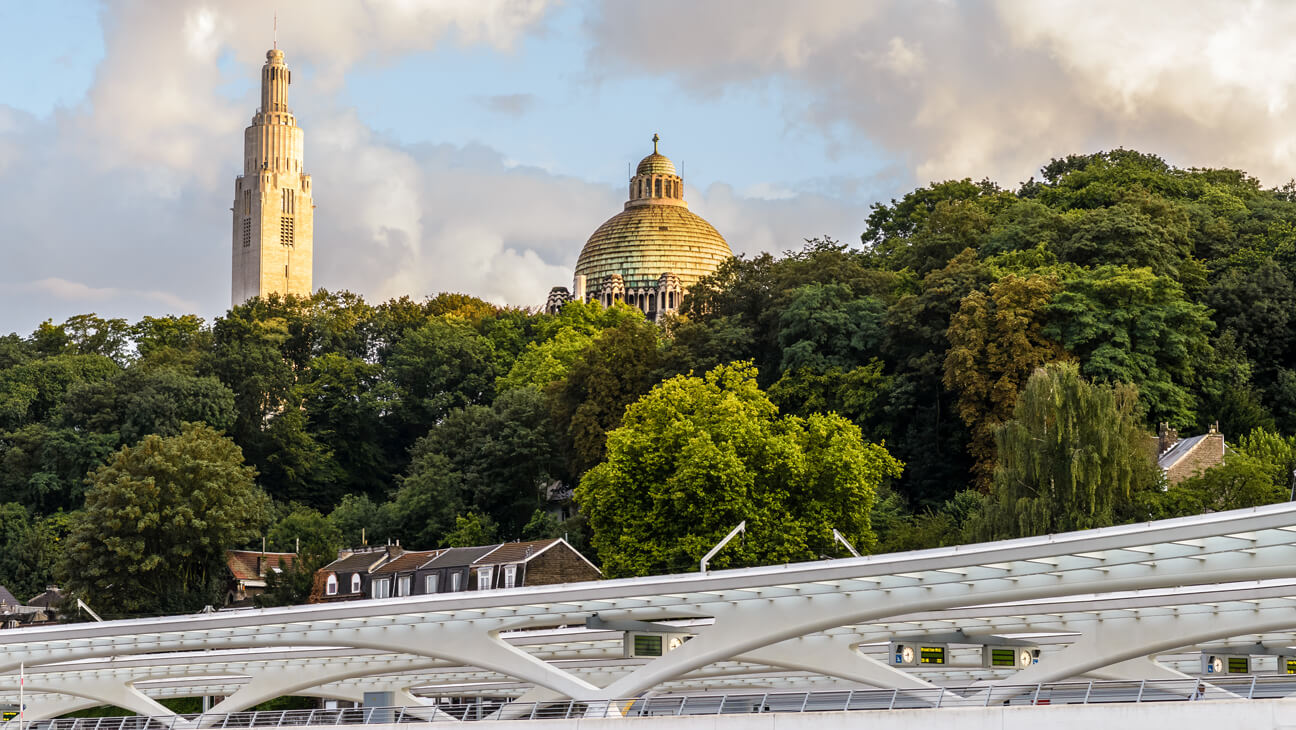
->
[
  {"left": 1202, "top": 653, "right": 1251, "bottom": 675},
  {"left": 920, "top": 646, "right": 947, "bottom": 665},
  {"left": 983, "top": 645, "right": 1039, "bottom": 669},
  {"left": 1281, "top": 656, "right": 1296, "bottom": 675}
]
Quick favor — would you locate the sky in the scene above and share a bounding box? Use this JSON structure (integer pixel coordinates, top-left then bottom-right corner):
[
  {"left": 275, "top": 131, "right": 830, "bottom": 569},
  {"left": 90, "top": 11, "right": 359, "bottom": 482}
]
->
[{"left": 3, "top": 0, "right": 1296, "bottom": 335}]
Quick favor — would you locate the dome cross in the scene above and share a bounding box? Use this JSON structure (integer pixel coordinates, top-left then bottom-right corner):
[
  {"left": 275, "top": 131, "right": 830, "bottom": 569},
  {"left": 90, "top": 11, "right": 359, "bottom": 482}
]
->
[{"left": 652, "top": 133, "right": 660, "bottom": 154}]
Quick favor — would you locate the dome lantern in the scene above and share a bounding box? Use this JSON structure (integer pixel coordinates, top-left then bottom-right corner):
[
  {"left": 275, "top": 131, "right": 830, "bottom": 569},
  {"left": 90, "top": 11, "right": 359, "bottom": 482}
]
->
[{"left": 629, "top": 134, "right": 685, "bottom": 207}]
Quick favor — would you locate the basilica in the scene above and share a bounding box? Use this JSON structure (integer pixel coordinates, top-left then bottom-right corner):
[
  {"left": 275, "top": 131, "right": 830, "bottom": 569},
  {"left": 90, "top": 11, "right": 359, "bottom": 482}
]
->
[
  {"left": 546, "top": 135, "right": 733, "bottom": 321},
  {"left": 227, "top": 46, "right": 730, "bottom": 316}
]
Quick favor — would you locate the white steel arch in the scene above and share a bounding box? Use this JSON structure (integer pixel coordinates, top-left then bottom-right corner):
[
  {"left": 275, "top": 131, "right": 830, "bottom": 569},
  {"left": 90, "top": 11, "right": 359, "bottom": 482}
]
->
[{"left": 3, "top": 503, "right": 1296, "bottom": 721}]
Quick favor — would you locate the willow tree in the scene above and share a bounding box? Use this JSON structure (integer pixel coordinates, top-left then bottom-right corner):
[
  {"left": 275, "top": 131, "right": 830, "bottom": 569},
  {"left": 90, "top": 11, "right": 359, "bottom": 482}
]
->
[{"left": 973, "top": 362, "right": 1159, "bottom": 540}]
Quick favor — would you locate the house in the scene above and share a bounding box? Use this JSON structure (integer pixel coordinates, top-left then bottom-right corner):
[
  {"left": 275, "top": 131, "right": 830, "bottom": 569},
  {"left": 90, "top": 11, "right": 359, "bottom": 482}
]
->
[
  {"left": 367, "top": 549, "right": 446, "bottom": 599},
  {"left": 367, "top": 538, "right": 601, "bottom": 600},
  {"left": 312, "top": 545, "right": 403, "bottom": 602},
  {"left": 225, "top": 550, "right": 298, "bottom": 607},
  {"left": 1156, "top": 423, "right": 1226, "bottom": 486},
  {"left": 0, "top": 585, "right": 56, "bottom": 629}
]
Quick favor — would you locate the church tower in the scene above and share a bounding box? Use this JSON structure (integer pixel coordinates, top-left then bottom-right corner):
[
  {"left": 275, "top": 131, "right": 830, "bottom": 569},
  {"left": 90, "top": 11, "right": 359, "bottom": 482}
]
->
[{"left": 231, "top": 47, "right": 314, "bottom": 306}]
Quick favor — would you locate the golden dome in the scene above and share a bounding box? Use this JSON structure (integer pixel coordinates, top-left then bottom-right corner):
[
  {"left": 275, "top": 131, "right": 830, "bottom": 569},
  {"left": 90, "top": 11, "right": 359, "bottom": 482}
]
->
[
  {"left": 575, "top": 134, "right": 732, "bottom": 292},
  {"left": 575, "top": 205, "right": 732, "bottom": 290}
]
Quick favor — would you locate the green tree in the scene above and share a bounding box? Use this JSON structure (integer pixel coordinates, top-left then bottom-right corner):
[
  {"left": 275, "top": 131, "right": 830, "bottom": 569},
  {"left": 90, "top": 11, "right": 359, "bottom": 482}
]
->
[
  {"left": 62, "top": 423, "right": 272, "bottom": 614},
  {"left": 1044, "top": 265, "right": 1213, "bottom": 426},
  {"left": 944, "top": 273, "right": 1068, "bottom": 488},
  {"left": 576, "top": 362, "right": 902, "bottom": 577},
  {"left": 0, "top": 503, "right": 67, "bottom": 600},
  {"left": 327, "top": 493, "right": 383, "bottom": 547},
  {"left": 443, "top": 512, "right": 498, "bottom": 547},
  {"left": 775, "top": 283, "right": 885, "bottom": 373},
  {"left": 388, "top": 386, "right": 560, "bottom": 545},
  {"left": 549, "top": 317, "right": 663, "bottom": 480},
  {"left": 974, "top": 363, "right": 1160, "bottom": 539},
  {"left": 257, "top": 505, "right": 343, "bottom": 607}
]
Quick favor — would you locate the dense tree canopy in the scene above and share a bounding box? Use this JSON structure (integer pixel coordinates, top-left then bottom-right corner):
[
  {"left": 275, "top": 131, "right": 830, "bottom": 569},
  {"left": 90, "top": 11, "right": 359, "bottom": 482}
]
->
[{"left": 8, "top": 148, "right": 1296, "bottom": 611}]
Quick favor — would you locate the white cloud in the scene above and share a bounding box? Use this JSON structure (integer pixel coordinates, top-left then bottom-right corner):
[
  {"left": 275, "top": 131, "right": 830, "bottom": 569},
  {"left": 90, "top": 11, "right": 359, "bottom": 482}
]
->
[{"left": 586, "top": 0, "right": 1296, "bottom": 186}]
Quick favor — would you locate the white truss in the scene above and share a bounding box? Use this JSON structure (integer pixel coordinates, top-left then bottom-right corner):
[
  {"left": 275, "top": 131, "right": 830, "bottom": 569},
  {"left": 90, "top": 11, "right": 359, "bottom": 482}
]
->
[{"left": 3, "top": 503, "right": 1296, "bottom": 721}]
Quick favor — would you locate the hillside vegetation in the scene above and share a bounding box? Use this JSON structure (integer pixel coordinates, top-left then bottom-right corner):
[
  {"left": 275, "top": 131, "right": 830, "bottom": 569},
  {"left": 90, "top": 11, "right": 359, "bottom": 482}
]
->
[{"left": 5, "top": 150, "right": 1296, "bottom": 611}]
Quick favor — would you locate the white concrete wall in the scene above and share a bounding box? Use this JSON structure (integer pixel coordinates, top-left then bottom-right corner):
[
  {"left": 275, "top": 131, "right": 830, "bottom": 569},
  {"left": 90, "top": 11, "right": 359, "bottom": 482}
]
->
[{"left": 362, "top": 699, "right": 1296, "bottom": 730}]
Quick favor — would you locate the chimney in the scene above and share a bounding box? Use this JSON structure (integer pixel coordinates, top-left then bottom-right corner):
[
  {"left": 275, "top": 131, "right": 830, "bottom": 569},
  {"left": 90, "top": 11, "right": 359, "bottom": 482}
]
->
[{"left": 1157, "top": 422, "right": 1179, "bottom": 454}]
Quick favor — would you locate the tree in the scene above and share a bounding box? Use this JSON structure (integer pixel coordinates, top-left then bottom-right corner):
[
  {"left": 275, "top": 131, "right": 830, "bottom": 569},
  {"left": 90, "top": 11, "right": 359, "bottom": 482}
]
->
[
  {"left": 258, "top": 505, "right": 343, "bottom": 607},
  {"left": 1044, "top": 265, "right": 1213, "bottom": 426},
  {"left": 62, "top": 423, "right": 272, "bottom": 614},
  {"left": 576, "top": 362, "right": 902, "bottom": 577},
  {"left": 388, "top": 386, "right": 560, "bottom": 545},
  {"left": 944, "top": 273, "right": 1068, "bottom": 488},
  {"left": 384, "top": 317, "right": 499, "bottom": 451},
  {"left": 775, "top": 283, "right": 885, "bottom": 373},
  {"left": 327, "top": 493, "right": 383, "bottom": 547},
  {"left": 1160, "top": 453, "right": 1286, "bottom": 516},
  {"left": 0, "top": 503, "right": 66, "bottom": 600},
  {"left": 443, "top": 513, "right": 498, "bottom": 547},
  {"left": 549, "top": 317, "right": 663, "bottom": 480},
  {"left": 973, "top": 363, "right": 1160, "bottom": 540}
]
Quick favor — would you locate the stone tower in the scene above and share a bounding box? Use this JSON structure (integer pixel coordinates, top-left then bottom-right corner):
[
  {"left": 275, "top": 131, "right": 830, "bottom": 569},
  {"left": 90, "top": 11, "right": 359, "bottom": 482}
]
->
[{"left": 231, "top": 47, "right": 314, "bottom": 306}]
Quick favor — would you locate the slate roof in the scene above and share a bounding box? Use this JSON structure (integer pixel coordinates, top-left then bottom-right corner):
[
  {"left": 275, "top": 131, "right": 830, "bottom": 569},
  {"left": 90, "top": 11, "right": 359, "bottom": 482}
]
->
[
  {"left": 372, "top": 550, "right": 444, "bottom": 575},
  {"left": 1158, "top": 434, "right": 1208, "bottom": 471},
  {"left": 0, "top": 585, "right": 17, "bottom": 607},
  {"left": 477, "top": 539, "right": 561, "bottom": 565},
  {"left": 323, "top": 548, "right": 400, "bottom": 574},
  {"left": 27, "top": 586, "right": 63, "bottom": 608},
  {"left": 227, "top": 550, "right": 297, "bottom": 581},
  {"left": 420, "top": 546, "right": 500, "bottom": 570}
]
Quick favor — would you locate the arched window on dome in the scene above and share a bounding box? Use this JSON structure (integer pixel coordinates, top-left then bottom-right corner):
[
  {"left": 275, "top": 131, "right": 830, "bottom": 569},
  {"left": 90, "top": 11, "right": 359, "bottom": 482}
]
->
[{"left": 655, "top": 179, "right": 662, "bottom": 197}]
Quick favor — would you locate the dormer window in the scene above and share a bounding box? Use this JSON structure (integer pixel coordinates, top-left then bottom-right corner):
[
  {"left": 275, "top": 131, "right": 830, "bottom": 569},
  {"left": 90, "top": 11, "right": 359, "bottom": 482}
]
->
[
  {"left": 350, "top": 574, "right": 361, "bottom": 593},
  {"left": 326, "top": 574, "right": 338, "bottom": 596}
]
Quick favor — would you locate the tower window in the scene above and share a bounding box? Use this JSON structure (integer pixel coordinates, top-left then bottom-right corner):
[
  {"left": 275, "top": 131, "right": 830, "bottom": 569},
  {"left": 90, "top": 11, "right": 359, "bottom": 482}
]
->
[
  {"left": 655, "top": 179, "right": 662, "bottom": 197},
  {"left": 282, "top": 190, "right": 294, "bottom": 214},
  {"left": 242, "top": 218, "right": 251, "bottom": 247},
  {"left": 281, "top": 216, "right": 294, "bottom": 247}
]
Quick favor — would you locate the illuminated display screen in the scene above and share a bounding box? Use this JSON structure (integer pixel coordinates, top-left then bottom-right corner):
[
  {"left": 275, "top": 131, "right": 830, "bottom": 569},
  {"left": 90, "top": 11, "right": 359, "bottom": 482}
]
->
[
  {"left": 1, "top": 712, "right": 16, "bottom": 722},
  {"left": 920, "top": 646, "right": 946, "bottom": 665},
  {"left": 633, "top": 634, "right": 663, "bottom": 657},
  {"left": 991, "top": 648, "right": 1017, "bottom": 667},
  {"left": 1227, "top": 657, "right": 1249, "bottom": 674},
  {"left": 1286, "top": 659, "right": 1296, "bottom": 675}
]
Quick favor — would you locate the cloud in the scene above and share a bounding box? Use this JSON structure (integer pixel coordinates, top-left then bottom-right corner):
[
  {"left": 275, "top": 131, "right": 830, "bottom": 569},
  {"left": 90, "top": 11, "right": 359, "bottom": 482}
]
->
[
  {"left": 27, "top": 278, "right": 197, "bottom": 312},
  {"left": 476, "top": 93, "right": 538, "bottom": 117},
  {"left": 584, "top": 0, "right": 1296, "bottom": 187}
]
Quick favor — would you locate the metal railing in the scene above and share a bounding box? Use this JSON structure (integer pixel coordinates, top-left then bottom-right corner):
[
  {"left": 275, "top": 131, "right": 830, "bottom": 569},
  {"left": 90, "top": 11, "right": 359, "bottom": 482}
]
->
[{"left": 14, "top": 675, "right": 1296, "bottom": 729}]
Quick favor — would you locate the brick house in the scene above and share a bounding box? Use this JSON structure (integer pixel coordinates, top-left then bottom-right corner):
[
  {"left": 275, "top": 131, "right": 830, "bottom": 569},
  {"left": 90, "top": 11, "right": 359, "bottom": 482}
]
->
[
  {"left": 319, "top": 539, "right": 599, "bottom": 601},
  {"left": 225, "top": 550, "right": 297, "bottom": 607},
  {"left": 1156, "top": 423, "right": 1226, "bottom": 486}
]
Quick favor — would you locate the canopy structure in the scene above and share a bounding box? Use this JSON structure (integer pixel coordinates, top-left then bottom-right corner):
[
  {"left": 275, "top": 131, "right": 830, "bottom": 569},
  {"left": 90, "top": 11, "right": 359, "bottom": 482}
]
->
[{"left": 4, "top": 503, "right": 1296, "bottom": 721}]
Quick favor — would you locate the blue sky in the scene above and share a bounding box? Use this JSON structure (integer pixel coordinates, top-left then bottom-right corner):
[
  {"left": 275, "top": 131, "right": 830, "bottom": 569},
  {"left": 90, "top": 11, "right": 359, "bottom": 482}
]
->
[{"left": 2, "top": 0, "right": 1294, "bottom": 335}]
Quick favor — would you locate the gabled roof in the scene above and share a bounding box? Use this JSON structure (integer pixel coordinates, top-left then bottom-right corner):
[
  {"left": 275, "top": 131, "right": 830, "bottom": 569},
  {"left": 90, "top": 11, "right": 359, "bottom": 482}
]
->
[
  {"left": 476, "top": 539, "right": 561, "bottom": 565},
  {"left": 372, "top": 550, "right": 444, "bottom": 576},
  {"left": 1158, "top": 434, "right": 1208, "bottom": 471},
  {"left": 419, "top": 545, "right": 500, "bottom": 570},
  {"left": 27, "top": 587, "right": 63, "bottom": 609},
  {"left": 0, "top": 585, "right": 16, "bottom": 607},
  {"left": 227, "top": 551, "right": 297, "bottom": 581},
  {"left": 323, "top": 548, "right": 400, "bottom": 574}
]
